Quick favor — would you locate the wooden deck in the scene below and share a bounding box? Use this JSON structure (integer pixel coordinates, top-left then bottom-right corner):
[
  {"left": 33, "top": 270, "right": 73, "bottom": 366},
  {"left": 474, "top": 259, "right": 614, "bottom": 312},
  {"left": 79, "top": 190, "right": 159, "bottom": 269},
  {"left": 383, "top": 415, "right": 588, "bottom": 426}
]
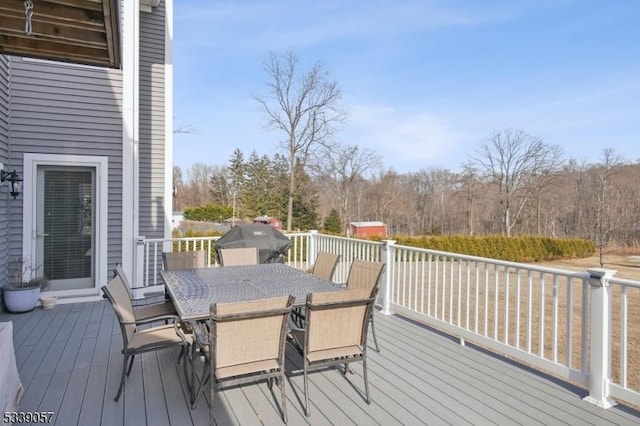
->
[{"left": 2, "top": 301, "right": 639, "bottom": 426}]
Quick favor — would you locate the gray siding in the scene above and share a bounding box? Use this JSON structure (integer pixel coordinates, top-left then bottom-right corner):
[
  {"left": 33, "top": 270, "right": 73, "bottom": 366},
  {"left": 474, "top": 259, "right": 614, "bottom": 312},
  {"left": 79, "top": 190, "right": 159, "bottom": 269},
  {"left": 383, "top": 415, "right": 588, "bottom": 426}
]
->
[
  {"left": 0, "top": 55, "right": 9, "bottom": 290},
  {"left": 8, "top": 58, "right": 124, "bottom": 271},
  {"left": 139, "top": 5, "right": 168, "bottom": 240}
]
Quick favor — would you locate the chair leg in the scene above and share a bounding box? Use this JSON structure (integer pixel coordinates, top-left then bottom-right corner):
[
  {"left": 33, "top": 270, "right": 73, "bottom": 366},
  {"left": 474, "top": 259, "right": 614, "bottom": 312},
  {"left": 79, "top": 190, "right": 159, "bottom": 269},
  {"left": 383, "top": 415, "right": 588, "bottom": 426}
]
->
[
  {"left": 115, "top": 354, "right": 129, "bottom": 401},
  {"left": 363, "top": 355, "right": 371, "bottom": 404},
  {"left": 191, "top": 357, "right": 210, "bottom": 409},
  {"left": 177, "top": 344, "right": 185, "bottom": 364},
  {"left": 209, "top": 375, "right": 216, "bottom": 426},
  {"left": 303, "top": 363, "right": 310, "bottom": 417},
  {"left": 279, "top": 372, "right": 288, "bottom": 423},
  {"left": 125, "top": 354, "right": 136, "bottom": 376},
  {"left": 370, "top": 314, "right": 380, "bottom": 352}
]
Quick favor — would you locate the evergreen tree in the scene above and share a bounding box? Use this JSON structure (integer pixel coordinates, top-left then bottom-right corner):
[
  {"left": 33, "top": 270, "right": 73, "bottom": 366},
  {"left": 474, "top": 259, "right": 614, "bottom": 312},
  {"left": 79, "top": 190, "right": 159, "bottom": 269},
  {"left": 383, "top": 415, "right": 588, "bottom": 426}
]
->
[{"left": 323, "top": 209, "right": 342, "bottom": 234}]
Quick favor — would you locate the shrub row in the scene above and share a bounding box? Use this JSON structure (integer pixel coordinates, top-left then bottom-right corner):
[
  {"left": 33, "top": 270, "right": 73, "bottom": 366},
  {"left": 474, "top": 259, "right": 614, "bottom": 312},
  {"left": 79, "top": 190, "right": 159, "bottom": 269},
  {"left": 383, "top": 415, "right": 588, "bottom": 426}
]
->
[{"left": 390, "top": 235, "right": 595, "bottom": 263}]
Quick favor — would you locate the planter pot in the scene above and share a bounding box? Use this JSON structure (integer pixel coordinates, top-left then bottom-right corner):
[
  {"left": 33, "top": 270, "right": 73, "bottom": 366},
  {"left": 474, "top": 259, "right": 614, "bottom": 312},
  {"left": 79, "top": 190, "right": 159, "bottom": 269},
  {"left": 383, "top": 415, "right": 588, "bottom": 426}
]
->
[
  {"left": 2, "top": 286, "right": 41, "bottom": 313},
  {"left": 40, "top": 296, "right": 58, "bottom": 310}
]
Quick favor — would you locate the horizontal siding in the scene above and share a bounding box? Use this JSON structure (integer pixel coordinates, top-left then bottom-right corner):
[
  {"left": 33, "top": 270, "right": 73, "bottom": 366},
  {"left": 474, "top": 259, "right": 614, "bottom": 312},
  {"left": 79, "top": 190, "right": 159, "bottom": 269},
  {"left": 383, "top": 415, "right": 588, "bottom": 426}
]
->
[
  {"left": 8, "top": 57, "right": 123, "bottom": 271},
  {"left": 139, "top": 5, "right": 167, "bottom": 240}
]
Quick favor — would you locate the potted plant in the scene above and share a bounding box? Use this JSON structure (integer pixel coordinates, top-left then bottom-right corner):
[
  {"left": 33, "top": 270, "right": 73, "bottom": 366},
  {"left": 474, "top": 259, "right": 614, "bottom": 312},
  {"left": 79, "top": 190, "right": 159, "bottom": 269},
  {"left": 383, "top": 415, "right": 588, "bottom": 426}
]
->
[{"left": 2, "top": 258, "right": 48, "bottom": 313}]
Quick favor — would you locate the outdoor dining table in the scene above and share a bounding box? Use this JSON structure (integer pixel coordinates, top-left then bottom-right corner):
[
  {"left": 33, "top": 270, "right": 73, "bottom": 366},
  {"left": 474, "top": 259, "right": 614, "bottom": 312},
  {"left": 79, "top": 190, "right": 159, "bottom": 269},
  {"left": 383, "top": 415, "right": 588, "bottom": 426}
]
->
[
  {"left": 160, "top": 263, "right": 343, "bottom": 403},
  {"left": 160, "top": 263, "right": 342, "bottom": 321}
]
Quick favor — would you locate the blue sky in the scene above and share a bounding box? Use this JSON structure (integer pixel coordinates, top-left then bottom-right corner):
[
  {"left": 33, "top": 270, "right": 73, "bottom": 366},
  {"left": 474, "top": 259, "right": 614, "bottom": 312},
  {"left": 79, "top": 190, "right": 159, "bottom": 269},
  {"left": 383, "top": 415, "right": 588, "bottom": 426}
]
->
[{"left": 173, "top": 0, "right": 640, "bottom": 174}]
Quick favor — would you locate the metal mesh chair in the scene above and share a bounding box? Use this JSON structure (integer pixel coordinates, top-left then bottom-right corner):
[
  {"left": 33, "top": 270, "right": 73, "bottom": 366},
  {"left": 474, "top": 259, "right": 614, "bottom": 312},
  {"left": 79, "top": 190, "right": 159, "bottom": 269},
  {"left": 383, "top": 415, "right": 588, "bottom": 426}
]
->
[
  {"left": 101, "top": 275, "right": 189, "bottom": 401},
  {"left": 219, "top": 247, "right": 259, "bottom": 266},
  {"left": 311, "top": 252, "right": 340, "bottom": 281},
  {"left": 113, "top": 264, "right": 177, "bottom": 321},
  {"left": 345, "top": 259, "right": 385, "bottom": 352},
  {"left": 292, "top": 252, "right": 342, "bottom": 327},
  {"left": 288, "top": 288, "right": 378, "bottom": 417},
  {"left": 191, "top": 295, "right": 294, "bottom": 423},
  {"left": 162, "top": 250, "right": 207, "bottom": 271}
]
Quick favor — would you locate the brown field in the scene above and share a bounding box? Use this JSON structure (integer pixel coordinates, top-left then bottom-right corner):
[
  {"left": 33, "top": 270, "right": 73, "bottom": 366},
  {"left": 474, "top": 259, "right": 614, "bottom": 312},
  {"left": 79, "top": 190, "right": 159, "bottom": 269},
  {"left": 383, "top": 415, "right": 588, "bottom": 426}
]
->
[{"left": 531, "top": 252, "right": 640, "bottom": 281}]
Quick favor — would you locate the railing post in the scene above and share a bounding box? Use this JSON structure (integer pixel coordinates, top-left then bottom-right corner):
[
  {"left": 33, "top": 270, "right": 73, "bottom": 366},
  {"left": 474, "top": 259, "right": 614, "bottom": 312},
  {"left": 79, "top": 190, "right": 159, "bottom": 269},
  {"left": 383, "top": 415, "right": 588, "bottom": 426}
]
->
[
  {"left": 584, "top": 268, "right": 617, "bottom": 409},
  {"left": 134, "top": 236, "right": 146, "bottom": 299},
  {"left": 308, "top": 230, "right": 318, "bottom": 269},
  {"left": 380, "top": 239, "right": 396, "bottom": 315}
]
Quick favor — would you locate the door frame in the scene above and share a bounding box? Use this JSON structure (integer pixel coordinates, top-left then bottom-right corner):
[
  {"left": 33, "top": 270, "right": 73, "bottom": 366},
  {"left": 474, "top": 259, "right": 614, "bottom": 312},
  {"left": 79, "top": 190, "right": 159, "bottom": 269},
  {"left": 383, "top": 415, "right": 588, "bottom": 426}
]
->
[{"left": 22, "top": 153, "right": 108, "bottom": 298}]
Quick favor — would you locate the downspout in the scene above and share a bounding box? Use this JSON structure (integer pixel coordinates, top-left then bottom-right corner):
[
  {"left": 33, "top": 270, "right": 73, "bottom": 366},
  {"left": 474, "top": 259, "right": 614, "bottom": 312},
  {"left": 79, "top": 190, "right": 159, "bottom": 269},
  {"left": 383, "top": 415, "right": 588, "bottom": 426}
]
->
[{"left": 122, "top": 0, "right": 140, "bottom": 283}]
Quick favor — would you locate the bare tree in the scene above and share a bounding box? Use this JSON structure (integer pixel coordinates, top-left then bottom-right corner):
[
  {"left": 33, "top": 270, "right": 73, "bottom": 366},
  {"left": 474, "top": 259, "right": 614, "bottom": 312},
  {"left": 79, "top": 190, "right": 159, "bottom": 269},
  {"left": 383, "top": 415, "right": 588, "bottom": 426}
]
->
[
  {"left": 593, "top": 148, "right": 624, "bottom": 266},
  {"left": 255, "top": 51, "right": 347, "bottom": 231},
  {"left": 459, "top": 161, "right": 481, "bottom": 235},
  {"left": 471, "top": 129, "right": 563, "bottom": 236},
  {"left": 183, "top": 163, "right": 216, "bottom": 207},
  {"left": 172, "top": 166, "right": 184, "bottom": 211},
  {"left": 368, "top": 169, "right": 403, "bottom": 229},
  {"left": 319, "top": 144, "right": 381, "bottom": 233},
  {"left": 173, "top": 122, "right": 194, "bottom": 135}
]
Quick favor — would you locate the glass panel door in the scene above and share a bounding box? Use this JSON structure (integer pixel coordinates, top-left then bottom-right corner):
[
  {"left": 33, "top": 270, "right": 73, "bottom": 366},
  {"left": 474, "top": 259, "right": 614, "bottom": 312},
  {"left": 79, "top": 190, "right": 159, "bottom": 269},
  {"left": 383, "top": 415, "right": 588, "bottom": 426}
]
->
[{"left": 36, "top": 167, "right": 95, "bottom": 291}]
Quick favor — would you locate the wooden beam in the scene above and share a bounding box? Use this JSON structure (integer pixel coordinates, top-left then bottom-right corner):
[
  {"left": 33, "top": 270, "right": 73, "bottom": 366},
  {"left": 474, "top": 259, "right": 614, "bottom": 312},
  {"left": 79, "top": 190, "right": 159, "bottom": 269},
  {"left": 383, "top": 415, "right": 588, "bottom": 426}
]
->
[{"left": 0, "top": 0, "right": 120, "bottom": 68}]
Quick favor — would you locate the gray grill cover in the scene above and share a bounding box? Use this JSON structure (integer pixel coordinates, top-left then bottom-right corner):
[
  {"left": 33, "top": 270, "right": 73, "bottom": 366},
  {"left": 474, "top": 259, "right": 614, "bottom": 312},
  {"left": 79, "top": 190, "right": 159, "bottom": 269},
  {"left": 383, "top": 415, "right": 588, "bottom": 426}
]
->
[{"left": 214, "top": 224, "right": 292, "bottom": 264}]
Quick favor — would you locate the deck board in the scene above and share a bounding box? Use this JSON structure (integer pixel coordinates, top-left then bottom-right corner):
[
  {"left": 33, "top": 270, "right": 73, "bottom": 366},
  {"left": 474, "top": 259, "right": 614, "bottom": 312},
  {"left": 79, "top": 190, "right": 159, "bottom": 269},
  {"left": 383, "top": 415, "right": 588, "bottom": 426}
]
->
[
  {"left": 377, "top": 317, "right": 546, "bottom": 424},
  {"left": 1, "top": 301, "right": 639, "bottom": 426}
]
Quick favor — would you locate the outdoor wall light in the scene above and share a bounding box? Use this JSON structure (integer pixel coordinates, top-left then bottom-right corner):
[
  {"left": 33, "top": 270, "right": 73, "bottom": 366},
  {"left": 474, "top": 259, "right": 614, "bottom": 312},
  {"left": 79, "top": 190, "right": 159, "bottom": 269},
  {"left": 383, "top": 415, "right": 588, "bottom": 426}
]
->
[{"left": 0, "top": 169, "right": 22, "bottom": 199}]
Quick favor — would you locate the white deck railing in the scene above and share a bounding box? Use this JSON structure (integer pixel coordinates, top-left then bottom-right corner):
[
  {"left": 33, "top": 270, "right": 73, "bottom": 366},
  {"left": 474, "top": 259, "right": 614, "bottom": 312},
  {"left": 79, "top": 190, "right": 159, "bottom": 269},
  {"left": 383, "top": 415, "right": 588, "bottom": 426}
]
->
[{"left": 138, "top": 231, "right": 640, "bottom": 409}]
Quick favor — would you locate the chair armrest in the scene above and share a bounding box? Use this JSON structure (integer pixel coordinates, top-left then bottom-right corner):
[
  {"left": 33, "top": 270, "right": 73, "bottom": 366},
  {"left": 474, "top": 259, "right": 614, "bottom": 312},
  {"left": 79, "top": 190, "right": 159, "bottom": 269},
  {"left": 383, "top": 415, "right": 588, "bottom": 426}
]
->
[
  {"left": 121, "top": 314, "right": 181, "bottom": 325},
  {"left": 174, "top": 321, "right": 193, "bottom": 345}
]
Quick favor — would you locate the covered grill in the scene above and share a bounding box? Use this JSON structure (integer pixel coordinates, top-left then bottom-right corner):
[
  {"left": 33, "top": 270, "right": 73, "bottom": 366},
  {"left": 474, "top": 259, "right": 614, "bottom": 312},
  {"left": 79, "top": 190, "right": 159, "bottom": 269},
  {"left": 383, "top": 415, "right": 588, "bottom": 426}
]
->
[{"left": 214, "top": 224, "right": 291, "bottom": 264}]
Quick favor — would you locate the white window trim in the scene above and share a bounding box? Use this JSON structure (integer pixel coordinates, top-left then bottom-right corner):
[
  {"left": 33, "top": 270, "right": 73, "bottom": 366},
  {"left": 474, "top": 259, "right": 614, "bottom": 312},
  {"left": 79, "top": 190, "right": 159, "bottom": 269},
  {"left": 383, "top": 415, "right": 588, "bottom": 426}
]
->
[{"left": 22, "top": 154, "right": 109, "bottom": 296}]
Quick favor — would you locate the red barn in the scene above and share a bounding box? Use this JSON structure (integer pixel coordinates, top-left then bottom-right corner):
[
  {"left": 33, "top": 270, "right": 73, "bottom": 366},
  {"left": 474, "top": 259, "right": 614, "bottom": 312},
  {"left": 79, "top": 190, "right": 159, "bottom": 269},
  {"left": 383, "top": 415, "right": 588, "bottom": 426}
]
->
[{"left": 349, "top": 221, "right": 387, "bottom": 238}]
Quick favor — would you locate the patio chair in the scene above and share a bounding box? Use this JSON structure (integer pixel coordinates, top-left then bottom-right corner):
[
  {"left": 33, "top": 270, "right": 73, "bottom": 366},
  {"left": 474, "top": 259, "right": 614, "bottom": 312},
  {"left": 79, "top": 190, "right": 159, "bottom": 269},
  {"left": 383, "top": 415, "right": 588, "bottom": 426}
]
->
[
  {"left": 346, "top": 259, "right": 385, "bottom": 352},
  {"left": 288, "top": 288, "right": 378, "bottom": 417},
  {"left": 191, "top": 295, "right": 294, "bottom": 424},
  {"left": 291, "top": 251, "right": 342, "bottom": 327},
  {"left": 162, "top": 250, "right": 207, "bottom": 270},
  {"left": 101, "top": 275, "right": 189, "bottom": 402},
  {"left": 113, "top": 264, "right": 177, "bottom": 322},
  {"left": 218, "top": 247, "right": 259, "bottom": 266},
  {"left": 310, "top": 252, "right": 340, "bottom": 281}
]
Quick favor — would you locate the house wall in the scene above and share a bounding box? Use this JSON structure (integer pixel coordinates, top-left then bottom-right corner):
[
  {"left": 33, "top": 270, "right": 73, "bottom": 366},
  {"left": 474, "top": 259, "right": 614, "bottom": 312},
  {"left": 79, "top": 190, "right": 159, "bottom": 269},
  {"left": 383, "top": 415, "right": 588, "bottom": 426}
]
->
[
  {"left": 7, "top": 57, "right": 124, "bottom": 271},
  {"left": 139, "top": 3, "right": 168, "bottom": 241},
  {"left": 0, "top": 55, "right": 9, "bottom": 289},
  {"left": 0, "top": 3, "right": 170, "bottom": 297}
]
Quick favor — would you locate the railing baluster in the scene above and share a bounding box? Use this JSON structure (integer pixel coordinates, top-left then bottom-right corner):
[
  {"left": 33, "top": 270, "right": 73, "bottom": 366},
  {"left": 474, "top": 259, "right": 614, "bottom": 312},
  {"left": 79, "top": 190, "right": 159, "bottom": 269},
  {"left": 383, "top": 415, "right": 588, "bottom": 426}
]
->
[
  {"left": 566, "top": 277, "right": 574, "bottom": 368},
  {"left": 465, "top": 259, "right": 470, "bottom": 331},
  {"left": 553, "top": 275, "right": 559, "bottom": 363},
  {"left": 515, "top": 268, "right": 521, "bottom": 350},
  {"left": 620, "top": 286, "right": 628, "bottom": 388},
  {"left": 504, "top": 266, "right": 510, "bottom": 345},
  {"left": 539, "top": 272, "right": 545, "bottom": 358},
  {"left": 474, "top": 261, "right": 479, "bottom": 333},
  {"left": 527, "top": 270, "right": 533, "bottom": 353},
  {"left": 494, "top": 264, "right": 499, "bottom": 340},
  {"left": 484, "top": 263, "right": 489, "bottom": 337}
]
